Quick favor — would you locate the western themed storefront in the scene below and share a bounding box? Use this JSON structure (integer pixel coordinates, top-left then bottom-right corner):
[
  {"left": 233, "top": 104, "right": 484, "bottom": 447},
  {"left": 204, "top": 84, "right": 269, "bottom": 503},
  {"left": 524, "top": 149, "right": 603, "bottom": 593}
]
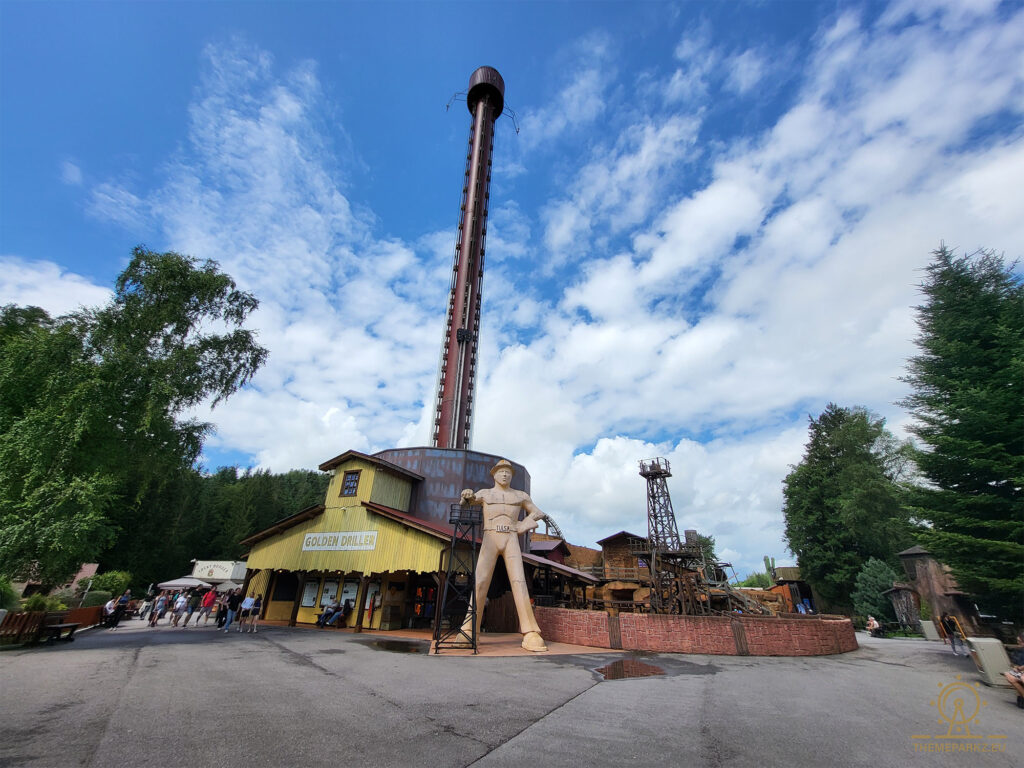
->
[{"left": 239, "top": 448, "right": 595, "bottom": 633}]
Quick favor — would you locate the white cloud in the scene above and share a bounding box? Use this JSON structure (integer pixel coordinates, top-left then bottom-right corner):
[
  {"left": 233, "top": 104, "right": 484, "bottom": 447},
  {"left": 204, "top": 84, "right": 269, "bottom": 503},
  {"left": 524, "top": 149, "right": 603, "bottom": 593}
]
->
[
  {"left": 70, "top": 3, "right": 1024, "bottom": 576},
  {"left": 725, "top": 49, "right": 766, "bottom": 95},
  {"left": 517, "top": 32, "right": 614, "bottom": 153},
  {"left": 542, "top": 115, "right": 701, "bottom": 262},
  {"left": 472, "top": 1, "right": 1024, "bottom": 573},
  {"left": 60, "top": 160, "right": 83, "bottom": 186},
  {"left": 0, "top": 257, "right": 112, "bottom": 315},
  {"left": 87, "top": 182, "right": 147, "bottom": 230}
]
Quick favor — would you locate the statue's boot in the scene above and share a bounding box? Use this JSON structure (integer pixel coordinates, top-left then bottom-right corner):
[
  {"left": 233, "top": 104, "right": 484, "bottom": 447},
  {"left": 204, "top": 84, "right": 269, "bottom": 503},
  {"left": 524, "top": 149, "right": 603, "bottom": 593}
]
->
[{"left": 522, "top": 631, "right": 548, "bottom": 652}]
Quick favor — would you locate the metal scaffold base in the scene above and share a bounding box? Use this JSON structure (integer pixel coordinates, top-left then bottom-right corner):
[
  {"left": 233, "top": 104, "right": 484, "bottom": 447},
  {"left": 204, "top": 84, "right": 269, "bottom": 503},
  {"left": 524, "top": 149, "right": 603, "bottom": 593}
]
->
[{"left": 433, "top": 505, "right": 481, "bottom": 654}]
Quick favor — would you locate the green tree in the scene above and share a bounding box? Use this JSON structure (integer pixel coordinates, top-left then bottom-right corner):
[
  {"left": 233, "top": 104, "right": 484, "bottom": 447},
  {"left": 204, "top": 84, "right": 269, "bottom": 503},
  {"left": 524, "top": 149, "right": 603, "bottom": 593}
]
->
[
  {"left": 87, "top": 570, "right": 132, "bottom": 597},
  {"left": 900, "top": 246, "right": 1024, "bottom": 620},
  {"left": 0, "top": 246, "right": 267, "bottom": 583},
  {"left": 738, "top": 571, "right": 772, "bottom": 588},
  {"left": 851, "top": 558, "right": 898, "bottom": 621},
  {"left": 0, "top": 577, "right": 19, "bottom": 611},
  {"left": 782, "top": 404, "right": 914, "bottom": 610}
]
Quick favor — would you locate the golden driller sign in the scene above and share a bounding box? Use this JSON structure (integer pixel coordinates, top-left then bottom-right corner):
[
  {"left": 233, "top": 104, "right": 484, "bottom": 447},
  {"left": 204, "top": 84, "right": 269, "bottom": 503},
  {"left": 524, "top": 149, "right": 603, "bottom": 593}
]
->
[{"left": 301, "top": 531, "right": 377, "bottom": 552}]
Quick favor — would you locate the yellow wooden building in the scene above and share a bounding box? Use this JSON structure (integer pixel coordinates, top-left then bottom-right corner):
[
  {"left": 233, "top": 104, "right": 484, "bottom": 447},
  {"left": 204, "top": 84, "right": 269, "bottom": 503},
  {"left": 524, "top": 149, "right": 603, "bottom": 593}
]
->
[{"left": 240, "top": 447, "right": 596, "bottom": 632}]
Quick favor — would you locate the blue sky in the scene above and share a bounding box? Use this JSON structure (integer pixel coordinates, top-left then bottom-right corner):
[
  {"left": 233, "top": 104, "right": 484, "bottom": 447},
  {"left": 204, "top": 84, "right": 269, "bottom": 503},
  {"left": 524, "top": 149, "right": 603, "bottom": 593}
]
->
[{"left": 2, "top": 0, "right": 1022, "bottom": 575}]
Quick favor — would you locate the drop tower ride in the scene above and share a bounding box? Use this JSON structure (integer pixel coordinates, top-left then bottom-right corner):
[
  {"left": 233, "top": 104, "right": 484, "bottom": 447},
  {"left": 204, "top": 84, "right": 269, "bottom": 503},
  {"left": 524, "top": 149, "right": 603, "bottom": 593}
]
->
[{"left": 431, "top": 67, "right": 505, "bottom": 450}]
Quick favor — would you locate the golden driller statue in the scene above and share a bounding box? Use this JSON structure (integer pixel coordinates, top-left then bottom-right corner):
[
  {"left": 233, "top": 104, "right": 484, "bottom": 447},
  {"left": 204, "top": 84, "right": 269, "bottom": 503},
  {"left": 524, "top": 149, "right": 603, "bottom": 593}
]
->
[{"left": 460, "top": 459, "right": 548, "bottom": 652}]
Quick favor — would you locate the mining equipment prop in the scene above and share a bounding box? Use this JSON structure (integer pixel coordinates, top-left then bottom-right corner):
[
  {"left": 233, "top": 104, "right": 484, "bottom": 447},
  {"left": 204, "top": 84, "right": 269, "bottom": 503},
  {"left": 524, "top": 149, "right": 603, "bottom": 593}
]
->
[
  {"left": 634, "top": 457, "right": 766, "bottom": 615},
  {"left": 432, "top": 66, "right": 506, "bottom": 450},
  {"left": 434, "top": 504, "right": 482, "bottom": 653}
]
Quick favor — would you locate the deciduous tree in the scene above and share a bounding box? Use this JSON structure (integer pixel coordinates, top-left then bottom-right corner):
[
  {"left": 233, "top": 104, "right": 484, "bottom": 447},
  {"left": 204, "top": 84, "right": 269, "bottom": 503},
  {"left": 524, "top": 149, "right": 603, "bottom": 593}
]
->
[
  {"left": 782, "top": 404, "right": 914, "bottom": 610},
  {"left": 0, "top": 246, "right": 267, "bottom": 583}
]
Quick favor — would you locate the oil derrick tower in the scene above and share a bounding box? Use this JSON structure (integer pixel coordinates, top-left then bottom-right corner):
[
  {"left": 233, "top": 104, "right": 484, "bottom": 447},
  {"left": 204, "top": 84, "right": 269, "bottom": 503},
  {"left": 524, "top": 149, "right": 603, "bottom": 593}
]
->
[
  {"left": 432, "top": 67, "right": 505, "bottom": 450},
  {"left": 635, "top": 458, "right": 766, "bottom": 615},
  {"left": 635, "top": 458, "right": 707, "bottom": 614}
]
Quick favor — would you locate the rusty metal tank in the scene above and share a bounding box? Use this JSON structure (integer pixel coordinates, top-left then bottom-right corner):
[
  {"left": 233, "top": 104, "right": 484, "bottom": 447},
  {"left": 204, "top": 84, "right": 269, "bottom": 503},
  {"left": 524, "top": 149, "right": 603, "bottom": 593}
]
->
[{"left": 374, "top": 447, "right": 530, "bottom": 530}]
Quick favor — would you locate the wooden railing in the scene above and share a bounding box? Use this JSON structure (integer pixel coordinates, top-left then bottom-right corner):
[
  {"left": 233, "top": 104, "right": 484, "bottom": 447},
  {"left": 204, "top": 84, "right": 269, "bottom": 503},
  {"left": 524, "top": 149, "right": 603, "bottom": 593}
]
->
[{"left": 575, "top": 565, "right": 651, "bottom": 582}]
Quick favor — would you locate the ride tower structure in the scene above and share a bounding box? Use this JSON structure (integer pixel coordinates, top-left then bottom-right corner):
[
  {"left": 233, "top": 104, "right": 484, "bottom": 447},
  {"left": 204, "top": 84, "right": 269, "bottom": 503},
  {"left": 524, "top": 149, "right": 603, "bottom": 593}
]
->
[
  {"left": 432, "top": 66, "right": 506, "bottom": 450},
  {"left": 634, "top": 457, "right": 768, "bottom": 615},
  {"left": 634, "top": 458, "right": 707, "bottom": 613}
]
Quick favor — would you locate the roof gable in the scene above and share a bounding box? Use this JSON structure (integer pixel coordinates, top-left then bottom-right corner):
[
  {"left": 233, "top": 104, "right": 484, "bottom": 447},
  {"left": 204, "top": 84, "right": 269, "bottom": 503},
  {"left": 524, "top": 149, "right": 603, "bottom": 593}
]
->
[
  {"left": 597, "top": 530, "right": 645, "bottom": 545},
  {"left": 318, "top": 449, "right": 424, "bottom": 482}
]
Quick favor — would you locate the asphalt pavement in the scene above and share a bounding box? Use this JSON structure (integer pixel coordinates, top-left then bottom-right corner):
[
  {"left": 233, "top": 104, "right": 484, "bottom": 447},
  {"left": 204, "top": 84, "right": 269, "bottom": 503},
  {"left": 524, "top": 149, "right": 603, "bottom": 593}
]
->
[{"left": 0, "top": 617, "right": 1019, "bottom": 768}]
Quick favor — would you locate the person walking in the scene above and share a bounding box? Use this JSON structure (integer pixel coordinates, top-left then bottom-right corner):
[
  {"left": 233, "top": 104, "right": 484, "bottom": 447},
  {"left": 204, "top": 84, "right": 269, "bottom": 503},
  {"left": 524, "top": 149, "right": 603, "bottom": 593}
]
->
[
  {"left": 222, "top": 589, "right": 242, "bottom": 633},
  {"left": 940, "top": 613, "right": 965, "bottom": 656},
  {"left": 182, "top": 590, "right": 203, "bottom": 627},
  {"left": 194, "top": 588, "right": 217, "bottom": 626},
  {"left": 236, "top": 593, "right": 255, "bottom": 632},
  {"left": 215, "top": 590, "right": 229, "bottom": 628},
  {"left": 149, "top": 592, "right": 168, "bottom": 627},
  {"left": 171, "top": 591, "right": 188, "bottom": 627},
  {"left": 246, "top": 595, "right": 262, "bottom": 633}
]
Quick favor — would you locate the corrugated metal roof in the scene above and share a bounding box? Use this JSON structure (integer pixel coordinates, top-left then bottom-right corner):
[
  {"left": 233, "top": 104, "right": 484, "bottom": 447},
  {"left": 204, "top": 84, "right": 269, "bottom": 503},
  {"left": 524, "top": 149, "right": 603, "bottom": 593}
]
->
[
  {"left": 318, "top": 449, "right": 424, "bottom": 481},
  {"left": 240, "top": 504, "right": 326, "bottom": 547},
  {"left": 363, "top": 502, "right": 459, "bottom": 541},
  {"left": 522, "top": 552, "right": 599, "bottom": 584},
  {"left": 596, "top": 530, "right": 645, "bottom": 545},
  {"left": 528, "top": 539, "right": 568, "bottom": 553},
  {"left": 774, "top": 566, "right": 802, "bottom": 581}
]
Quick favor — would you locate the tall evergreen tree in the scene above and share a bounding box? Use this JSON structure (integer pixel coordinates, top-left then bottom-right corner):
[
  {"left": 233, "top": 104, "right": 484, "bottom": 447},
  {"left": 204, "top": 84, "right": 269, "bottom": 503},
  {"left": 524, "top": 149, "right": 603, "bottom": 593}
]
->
[
  {"left": 782, "top": 404, "right": 914, "bottom": 610},
  {"left": 900, "top": 246, "right": 1023, "bottom": 620},
  {"left": 851, "top": 558, "right": 899, "bottom": 622}
]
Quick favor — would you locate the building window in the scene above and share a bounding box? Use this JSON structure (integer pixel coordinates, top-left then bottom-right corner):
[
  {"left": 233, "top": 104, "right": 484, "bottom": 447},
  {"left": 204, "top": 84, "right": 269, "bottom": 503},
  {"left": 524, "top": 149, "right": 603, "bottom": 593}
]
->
[{"left": 340, "top": 470, "right": 361, "bottom": 497}]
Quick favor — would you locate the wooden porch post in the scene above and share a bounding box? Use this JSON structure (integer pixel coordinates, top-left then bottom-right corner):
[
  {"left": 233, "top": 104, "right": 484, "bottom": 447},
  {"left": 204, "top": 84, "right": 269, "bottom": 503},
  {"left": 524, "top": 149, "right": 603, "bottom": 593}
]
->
[
  {"left": 353, "top": 574, "right": 369, "bottom": 633},
  {"left": 241, "top": 568, "right": 254, "bottom": 598},
  {"left": 289, "top": 572, "right": 306, "bottom": 627}
]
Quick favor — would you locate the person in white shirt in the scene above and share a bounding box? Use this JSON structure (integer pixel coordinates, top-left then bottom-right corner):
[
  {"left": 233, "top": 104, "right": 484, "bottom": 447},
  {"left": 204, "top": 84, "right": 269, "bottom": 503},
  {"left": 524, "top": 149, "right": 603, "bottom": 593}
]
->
[
  {"left": 171, "top": 592, "right": 188, "bottom": 626},
  {"left": 236, "top": 594, "right": 255, "bottom": 633},
  {"left": 103, "top": 598, "right": 117, "bottom": 630}
]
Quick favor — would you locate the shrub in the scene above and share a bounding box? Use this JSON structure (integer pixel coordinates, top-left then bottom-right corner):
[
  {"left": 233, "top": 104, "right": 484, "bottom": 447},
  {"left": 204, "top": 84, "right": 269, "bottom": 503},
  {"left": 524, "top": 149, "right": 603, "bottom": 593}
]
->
[
  {"left": 50, "top": 588, "right": 76, "bottom": 606},
  {"left": 22, "top": 593, "right": 66, "bottom": 611},
  {"left": 0, "top": 577, "right": 19, "bottom": 612},
  {"left": 82, "top": 590, "right": 112, "bottom": 608},
  {"left": 738, "top": 571, "right": 772, "bottom": 588},
  {"left": 88, "top": 571, "right": 132, "bottom": 597}
]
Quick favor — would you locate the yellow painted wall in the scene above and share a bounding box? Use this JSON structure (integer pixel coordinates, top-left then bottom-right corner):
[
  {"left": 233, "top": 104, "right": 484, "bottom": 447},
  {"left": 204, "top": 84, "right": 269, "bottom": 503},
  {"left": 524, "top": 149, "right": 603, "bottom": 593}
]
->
[
  {"left": 246, "top": 570, "right": 271, "bottom": 602},
  {"left": 324, "top": 458, "right": 377, "bottom": 508},
  {"left": 247, "top": 505, "right": 444, "bottom": 576},
  {"left": 369, "top": 470, "right": 412, "bottom": 511},
  {"left": 323, "top": 457, "right": 413, "bottom": 513}
]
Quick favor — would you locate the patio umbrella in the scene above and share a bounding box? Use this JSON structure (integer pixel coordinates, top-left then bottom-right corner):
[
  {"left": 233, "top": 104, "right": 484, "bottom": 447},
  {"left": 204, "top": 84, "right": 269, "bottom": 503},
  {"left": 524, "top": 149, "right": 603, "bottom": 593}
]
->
[
  {"left": 215, "top": 581, "right": 241, "bottom": 592},
  {"left": 157, "top": 576, "right": 212, "bottom": 590}
]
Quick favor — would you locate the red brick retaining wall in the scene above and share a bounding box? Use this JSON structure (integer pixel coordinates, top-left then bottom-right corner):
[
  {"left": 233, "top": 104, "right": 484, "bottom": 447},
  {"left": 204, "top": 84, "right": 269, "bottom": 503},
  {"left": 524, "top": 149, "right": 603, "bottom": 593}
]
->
[
  {"left": 534, "top": 605, "right": 611, "bottom": 648},
  {"left": 535, "top": 606, "right": 857, "bottom": 656}
]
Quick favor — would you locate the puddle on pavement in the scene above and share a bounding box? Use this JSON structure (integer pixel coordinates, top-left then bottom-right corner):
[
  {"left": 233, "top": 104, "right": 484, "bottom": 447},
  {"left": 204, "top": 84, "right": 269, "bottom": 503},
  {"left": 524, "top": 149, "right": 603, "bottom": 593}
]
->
[
  {"left": 371, "top": 640, "right": 424, "bottom": 654},
  {"left": 317, "top": 648, "right": 346, "bottom": 655},
  {"left": 595, "top": 658, "right": 666, "bottom": 680}
]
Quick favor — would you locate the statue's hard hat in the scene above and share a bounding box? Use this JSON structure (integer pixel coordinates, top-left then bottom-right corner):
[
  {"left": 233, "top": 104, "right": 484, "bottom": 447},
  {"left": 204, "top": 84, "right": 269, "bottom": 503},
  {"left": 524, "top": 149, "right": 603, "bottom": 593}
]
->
[{"left": 490, "top": 459, "right": 515, "bottom": 477}]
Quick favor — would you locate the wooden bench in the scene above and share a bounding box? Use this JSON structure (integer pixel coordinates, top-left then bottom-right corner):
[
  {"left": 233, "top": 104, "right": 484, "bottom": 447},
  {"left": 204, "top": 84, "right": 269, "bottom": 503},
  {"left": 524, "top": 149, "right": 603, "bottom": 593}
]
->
[{"left": 40, "top": 622, "right": 80, "bottom": 644}]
